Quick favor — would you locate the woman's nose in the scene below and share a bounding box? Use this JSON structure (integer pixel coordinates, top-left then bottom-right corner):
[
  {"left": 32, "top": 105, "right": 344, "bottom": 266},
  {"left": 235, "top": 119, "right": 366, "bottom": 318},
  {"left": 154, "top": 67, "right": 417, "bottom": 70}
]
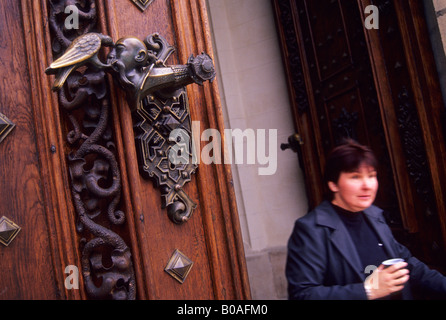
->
[{"left": 361, "top": 177, "right": 372, "bottom": 189}]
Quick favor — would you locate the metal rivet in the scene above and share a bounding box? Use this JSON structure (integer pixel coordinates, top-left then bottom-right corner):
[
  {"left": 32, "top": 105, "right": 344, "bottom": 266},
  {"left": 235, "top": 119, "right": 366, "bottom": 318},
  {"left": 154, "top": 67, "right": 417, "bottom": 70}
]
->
[
  {"left": 164, "top": 249, "right": 194, "bottom": 284},
  {"left": 0, "top": 113, "right": 15, "bottom": 145},
  {"left": 130, "top": 0, "right": 155, "bottom": 12},
  {"left": 0, "top": 216, "right": 21, "bottom": 246}
]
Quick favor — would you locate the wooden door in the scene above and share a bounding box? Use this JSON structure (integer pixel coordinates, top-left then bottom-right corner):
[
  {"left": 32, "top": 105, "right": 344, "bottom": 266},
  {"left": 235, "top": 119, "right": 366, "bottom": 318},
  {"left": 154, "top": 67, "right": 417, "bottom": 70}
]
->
[
  {"left": 274, "top": 0, "right": 446, "bottom": 272},
  {"left": 0, "top": 0, "right": 250, "bottom": 300}
]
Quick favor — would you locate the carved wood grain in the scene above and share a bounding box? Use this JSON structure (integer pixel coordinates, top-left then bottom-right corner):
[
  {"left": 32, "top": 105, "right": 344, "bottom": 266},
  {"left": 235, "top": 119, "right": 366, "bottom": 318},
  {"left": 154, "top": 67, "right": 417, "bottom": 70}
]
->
[
  {"left": 23, "top": 0, "right": 87, "bottom": 299},
  {"left": 0, "top": 0, "right": 84, "bottom": 299}
]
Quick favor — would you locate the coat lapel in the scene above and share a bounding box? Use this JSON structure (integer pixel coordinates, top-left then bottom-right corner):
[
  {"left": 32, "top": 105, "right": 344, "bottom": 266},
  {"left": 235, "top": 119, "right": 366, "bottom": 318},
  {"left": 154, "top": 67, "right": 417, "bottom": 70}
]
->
[
  {"left": 315, "top": 201, "right": 364, "bottom": 280},
  {"left": 363, "top": 207, "right": 398, "bottom": 259}
]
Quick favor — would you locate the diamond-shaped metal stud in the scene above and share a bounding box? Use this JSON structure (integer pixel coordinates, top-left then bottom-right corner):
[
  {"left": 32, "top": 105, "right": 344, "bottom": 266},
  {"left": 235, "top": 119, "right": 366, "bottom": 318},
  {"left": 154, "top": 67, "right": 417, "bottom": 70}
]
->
[
  {"left": 130, "top": 0, "right": 154, "bottom": 12},
  {"left": 0, "top": 216, "right": 21, "bottom": 246},
  {"left": 164, "top": 249, "right": 193, "bottom": 284},
  {"left": 0, "top": 113, "right": 15, "bottom": 145}
]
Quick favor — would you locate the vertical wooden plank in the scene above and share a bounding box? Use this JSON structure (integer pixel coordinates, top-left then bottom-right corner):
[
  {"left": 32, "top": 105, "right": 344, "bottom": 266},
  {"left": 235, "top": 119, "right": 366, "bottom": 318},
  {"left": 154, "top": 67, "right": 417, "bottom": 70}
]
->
[
  {"left": 272, "top": 0, "right": 325, "bottom": 209},
  {"left": 170, "top": 0, "right": 251, "bottom": 299},
  {"left": 21, "top": 0, "right": 86, "bottom": 299},
  {"left": 0, "top": 0, "right": 68, "bottom": 299},
  {"left": 393, "top": 0, "right": 446, "bottom": 249},
  {"left": 356, "top": 0, "right": 420, "bottom": 233}
]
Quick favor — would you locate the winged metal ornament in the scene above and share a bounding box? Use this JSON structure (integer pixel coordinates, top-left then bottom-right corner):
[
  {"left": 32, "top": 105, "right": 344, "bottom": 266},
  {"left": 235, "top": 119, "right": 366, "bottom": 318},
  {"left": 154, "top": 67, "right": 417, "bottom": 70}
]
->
[
  {"left": 46, "top": 32, "right": 216, "bottom": 224},
  {"left": 45, "top": 33, "right": 114, "bottom": 91}
]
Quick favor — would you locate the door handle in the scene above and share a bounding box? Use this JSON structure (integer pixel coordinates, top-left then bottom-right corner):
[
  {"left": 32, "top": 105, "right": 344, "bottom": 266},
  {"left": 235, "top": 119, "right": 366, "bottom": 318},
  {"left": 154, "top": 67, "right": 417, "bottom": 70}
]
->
[
  {"left": 280, "top": 133, "right": 303, "bottom": 153},
  {"left": 281, "top": 133, "right": 305, "bottom": 174},
  {"left": 46, "top": 32, "right": 216, "bottom": 224}
]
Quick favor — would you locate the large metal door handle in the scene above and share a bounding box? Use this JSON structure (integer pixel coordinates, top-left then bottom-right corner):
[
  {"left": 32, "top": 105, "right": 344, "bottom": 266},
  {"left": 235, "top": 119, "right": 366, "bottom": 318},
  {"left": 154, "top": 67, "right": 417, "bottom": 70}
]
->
[{"left": 46, "top": 32, "right": 216, "bottom": 224}]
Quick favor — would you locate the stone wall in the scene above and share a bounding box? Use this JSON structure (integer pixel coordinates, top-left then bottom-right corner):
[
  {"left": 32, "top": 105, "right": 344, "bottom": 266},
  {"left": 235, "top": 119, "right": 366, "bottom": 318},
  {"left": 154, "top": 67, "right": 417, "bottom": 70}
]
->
[
  {"left": 206, "top": 0, "right": 308, "bottom": 299},
  {"left": 426, "top": 0, "right": 446, "bottom": 106}
]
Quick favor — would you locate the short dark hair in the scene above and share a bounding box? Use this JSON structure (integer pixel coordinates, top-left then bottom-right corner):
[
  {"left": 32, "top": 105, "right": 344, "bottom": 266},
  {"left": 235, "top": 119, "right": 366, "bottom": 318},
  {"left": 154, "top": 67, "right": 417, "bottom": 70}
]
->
[{"left": 324, "top": 139, "right": 378, "bottom": 185}]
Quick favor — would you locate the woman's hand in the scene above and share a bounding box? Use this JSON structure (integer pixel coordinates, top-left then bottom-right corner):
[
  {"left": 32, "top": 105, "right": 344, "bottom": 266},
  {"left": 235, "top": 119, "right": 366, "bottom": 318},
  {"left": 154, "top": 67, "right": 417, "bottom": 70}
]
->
[{"left": 364, "top": 262, "right": 410, "bottom": 300}]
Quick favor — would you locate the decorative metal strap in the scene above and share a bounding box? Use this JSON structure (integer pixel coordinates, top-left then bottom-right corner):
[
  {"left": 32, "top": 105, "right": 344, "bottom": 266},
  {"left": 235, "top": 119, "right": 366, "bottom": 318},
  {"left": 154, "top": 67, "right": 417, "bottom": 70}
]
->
[{"left": 47, "top": 0, "right": 135, "bottom": 300}]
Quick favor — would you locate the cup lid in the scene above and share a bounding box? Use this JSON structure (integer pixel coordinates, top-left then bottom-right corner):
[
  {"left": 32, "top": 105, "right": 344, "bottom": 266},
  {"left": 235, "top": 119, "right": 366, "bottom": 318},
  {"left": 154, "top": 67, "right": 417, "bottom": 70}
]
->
[{"left": 382, "top": 258, "right": 404, "bottom": 265}]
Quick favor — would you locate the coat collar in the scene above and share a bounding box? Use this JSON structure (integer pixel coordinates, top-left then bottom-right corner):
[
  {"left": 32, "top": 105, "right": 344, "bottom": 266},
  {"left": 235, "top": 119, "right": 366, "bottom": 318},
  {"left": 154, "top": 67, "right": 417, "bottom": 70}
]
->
[
  {"left": 314, "top": 201, "right": 396, "bottom": 280},
  {"left": 315, "top": 200, "right": 386, "bottom": 228}
]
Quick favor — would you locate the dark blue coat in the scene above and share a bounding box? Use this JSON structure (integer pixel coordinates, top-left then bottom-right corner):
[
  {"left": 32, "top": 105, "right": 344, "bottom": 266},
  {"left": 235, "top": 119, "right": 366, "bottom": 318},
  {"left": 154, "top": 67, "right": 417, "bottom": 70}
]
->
[{"left": 286, "top": 201, "right": 446, "bottom": 300}]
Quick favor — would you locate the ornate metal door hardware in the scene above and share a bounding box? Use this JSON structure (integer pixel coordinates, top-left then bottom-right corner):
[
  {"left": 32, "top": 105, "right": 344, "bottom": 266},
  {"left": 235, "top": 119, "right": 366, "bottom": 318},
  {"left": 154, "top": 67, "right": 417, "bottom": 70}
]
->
[
  {"left": 164, "top": 249, "right": 194, "bottom": 284},
  {"left": 0, "top": 216, "right": 21, "bottom": 246},
  {"left": 0, "top": 113, "right": 15, "bottom": 144},
  {"left": 47, "top": 0, "right": 135, "bottom": 300},
  {"left": 134, "top": 89, "right": 199, "bottom": 224},
  {"left": 112, "top": 34, "right": 215, "bottom": 224},
  {"left": 131, "top": 0, "right": 155, "bottom": 12},
  {"left": 47, "top": 31, "right": 216, "bottom": 225},
  {"left": 111, "top": 33, "right": 215, "bottom": 224}
]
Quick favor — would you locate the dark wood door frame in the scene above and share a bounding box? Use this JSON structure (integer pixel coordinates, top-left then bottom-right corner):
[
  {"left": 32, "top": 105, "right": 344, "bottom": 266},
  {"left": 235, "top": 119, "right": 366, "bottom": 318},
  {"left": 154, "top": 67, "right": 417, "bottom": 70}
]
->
[{"left": 359, "top": 0, "right": 446, "bottom": 267}]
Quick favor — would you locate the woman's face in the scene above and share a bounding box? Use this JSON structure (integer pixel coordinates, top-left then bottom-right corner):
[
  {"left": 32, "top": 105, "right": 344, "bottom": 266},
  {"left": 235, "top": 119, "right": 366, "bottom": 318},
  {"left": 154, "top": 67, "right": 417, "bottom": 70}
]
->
[{"left": 328, "top": 164, "right": 378, "bottom": 212}]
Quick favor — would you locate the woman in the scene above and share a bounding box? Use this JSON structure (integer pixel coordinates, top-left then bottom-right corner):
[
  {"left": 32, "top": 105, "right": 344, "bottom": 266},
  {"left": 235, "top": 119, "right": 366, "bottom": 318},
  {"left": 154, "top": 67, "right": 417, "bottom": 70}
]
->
[{"left": 286, "top": 140, "right": 446, "bottom": 300}]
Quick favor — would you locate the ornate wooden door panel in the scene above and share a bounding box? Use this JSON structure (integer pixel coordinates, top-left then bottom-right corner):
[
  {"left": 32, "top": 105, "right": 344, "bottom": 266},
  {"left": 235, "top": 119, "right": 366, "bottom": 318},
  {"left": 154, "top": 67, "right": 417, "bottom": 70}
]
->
[
  {"left": 274, "top": 0, "right": 400, "bottom": 220},
  {"left": 274, "top": 0, "right": 446, "bottom": 271},
  {"left": 0, "top": 0, "right": 62, "bottom": 299},
  {"left": 0, "top": 0, "right": 250, "bottom": 300}
]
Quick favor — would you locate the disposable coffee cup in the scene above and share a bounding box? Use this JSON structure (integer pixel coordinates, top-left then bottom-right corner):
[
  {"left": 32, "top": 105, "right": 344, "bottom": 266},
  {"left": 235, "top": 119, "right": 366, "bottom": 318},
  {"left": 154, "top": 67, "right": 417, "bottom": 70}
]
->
[{"left": 382, "top": 258, "right": 405, "bottom": 268}]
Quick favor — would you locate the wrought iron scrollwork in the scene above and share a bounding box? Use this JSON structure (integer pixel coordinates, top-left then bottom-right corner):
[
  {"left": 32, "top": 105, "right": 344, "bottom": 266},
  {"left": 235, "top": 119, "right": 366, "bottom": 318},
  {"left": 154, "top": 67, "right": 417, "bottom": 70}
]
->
[
  {"left": 397, "top": 86, "right": 437, "bottom": 216},
  {"left": 275, "top": 0, "right": 310, "bottom": 115},
  {"left": 47, "top": 0, "right": 135, "bottom": 300}
]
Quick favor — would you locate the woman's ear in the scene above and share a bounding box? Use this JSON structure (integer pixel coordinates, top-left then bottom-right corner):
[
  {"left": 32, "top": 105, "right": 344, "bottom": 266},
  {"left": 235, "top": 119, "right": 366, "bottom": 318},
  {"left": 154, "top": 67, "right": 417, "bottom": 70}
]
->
[
  {"left": 135, "top": 49, "right": 147, "bottom": 63},
  {"left": 328, "top": 181, "right": 339, "bottom": 193}
]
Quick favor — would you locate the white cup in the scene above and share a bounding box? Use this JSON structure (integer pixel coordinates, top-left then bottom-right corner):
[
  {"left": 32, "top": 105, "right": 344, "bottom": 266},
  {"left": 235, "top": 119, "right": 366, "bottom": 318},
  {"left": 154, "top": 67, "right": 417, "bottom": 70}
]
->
[{"left": 382, "top": 258, "right": 404, "bottom": 268}]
